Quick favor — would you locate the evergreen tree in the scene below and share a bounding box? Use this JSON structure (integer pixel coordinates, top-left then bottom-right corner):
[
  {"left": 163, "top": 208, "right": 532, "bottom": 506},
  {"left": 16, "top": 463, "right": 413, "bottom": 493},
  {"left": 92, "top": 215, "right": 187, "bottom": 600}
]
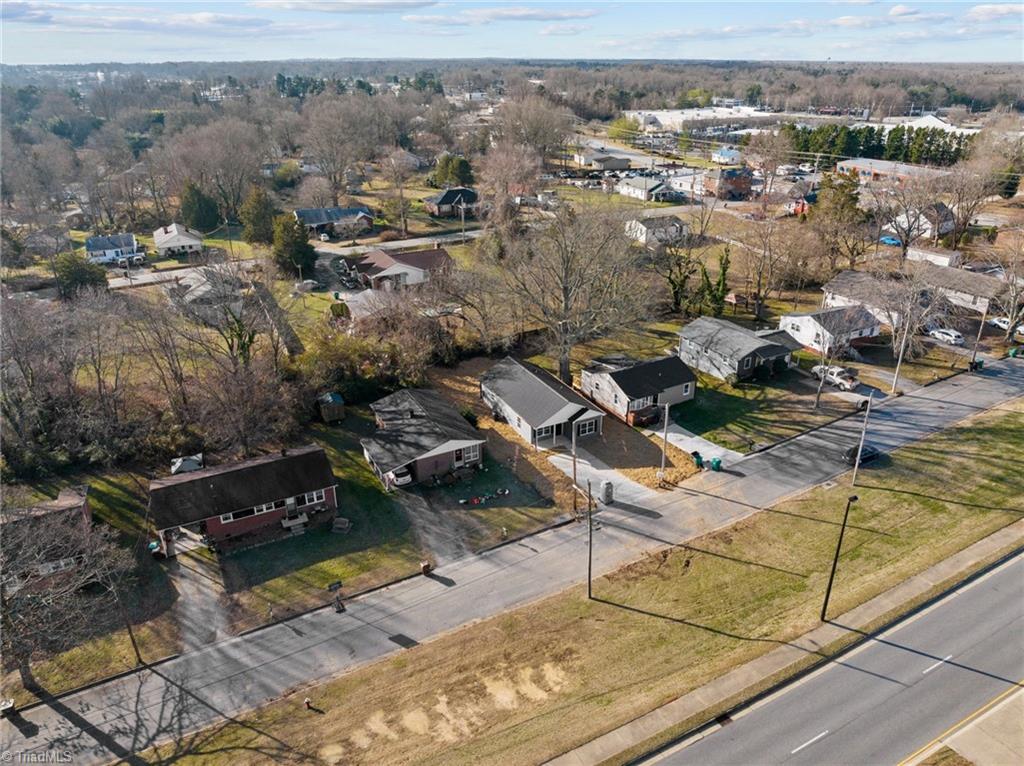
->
[
  {"left": 998, "top": 164, "right": 1020, "bottom": 199},
  {"left": 271, "top": 214, "right": 316, "bottom": 276},
  {"left": 701, "top": 247, "right": 730, "bottom": 317},
  {"left": 54, "top": 252, "right": 107, "bottom": 298},
  {"left": 179, "top": 180, "right": 220, "bottom": 232},
  {"left": 239, "top": 185, "right": 275, "bottom": 245}
]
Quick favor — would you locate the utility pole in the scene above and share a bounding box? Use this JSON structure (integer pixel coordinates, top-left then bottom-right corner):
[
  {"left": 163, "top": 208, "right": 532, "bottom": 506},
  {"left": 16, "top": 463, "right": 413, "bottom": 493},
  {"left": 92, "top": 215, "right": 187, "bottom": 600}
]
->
[
  {"left": 851, "top": 392, "right": 873, "bottom": 487},
  {"left": 587, "top": 479, "right": 594, "bottom": 600},
  {"left": 572, "top": 423, "right": 579, "bottom": 517},
  {"left": 890, "top": 315, "right": 914, "bottom": 395},
  {"left": 821, "top": 495, "right": 858, "bottom": 622},
  {"left": 970, "top": 305, "right": 988, "bottom": 368},
  {"left": 659, "top": 402, "right": 670, "bottom": 479}
]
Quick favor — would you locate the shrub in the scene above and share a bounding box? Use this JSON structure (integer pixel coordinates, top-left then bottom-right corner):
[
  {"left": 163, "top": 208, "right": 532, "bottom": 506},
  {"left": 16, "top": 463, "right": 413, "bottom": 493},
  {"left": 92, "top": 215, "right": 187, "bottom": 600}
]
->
[
  {"left": 461, "top": 408, "right": 479, "bottom": 428},
  {"left": 378, "top": 229, "right": 403, "bottom": 242}
]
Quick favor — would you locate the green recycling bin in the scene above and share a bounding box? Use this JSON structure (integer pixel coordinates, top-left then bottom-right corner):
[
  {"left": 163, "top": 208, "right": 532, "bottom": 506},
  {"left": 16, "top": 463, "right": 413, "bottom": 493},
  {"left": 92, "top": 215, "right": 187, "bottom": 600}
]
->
[
  {"left": 710, "top": 457, "right": 722, "bottom": 472},
  {"left": 1010, "top": 347, "right": 1020, "bottom": 359},
  {"left": 976, "top": 359, "right": 984, "bottom": 370},
  {"left": 691, "top": 451, "right": 704, "bottom": 470}
]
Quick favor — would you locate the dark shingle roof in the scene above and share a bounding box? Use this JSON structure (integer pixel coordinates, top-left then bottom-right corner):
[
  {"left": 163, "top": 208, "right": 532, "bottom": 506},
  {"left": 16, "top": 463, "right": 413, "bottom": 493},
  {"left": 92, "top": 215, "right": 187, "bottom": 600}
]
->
[
  {"left": 913, "top": 261, "right": 1006, "bottom": 300},
  {"left": 426, "top": 187, "right": 478, "bottom": 206},
  {"left": 294, "top": 207, "right": 372, "bottom": 226},
  {"left": 354, "top": 248, "right": 452, "bottom": 277},
  {"left": 148, "top": 445, "right": 334, "bottom": 529},
  {"left": 481, "top": 357, "right": 598, "bottom": 428},
  {"left": 784, "top": 305, "right": 880, "bottom": 333},
  {"left": 360, "top": 389, "right": 482, "bottom": 473},
  {"left": 85, "top": 233, "right": 135, "bottom": 252},
  {"left": 822, "top": 270, "right": 902, "bottom": 305},
  {"left": 606, "top": 357, "right": 695, "bottom": 399},
  {"left": 678, "top": 317, "right": 789, "bottom": 361}
]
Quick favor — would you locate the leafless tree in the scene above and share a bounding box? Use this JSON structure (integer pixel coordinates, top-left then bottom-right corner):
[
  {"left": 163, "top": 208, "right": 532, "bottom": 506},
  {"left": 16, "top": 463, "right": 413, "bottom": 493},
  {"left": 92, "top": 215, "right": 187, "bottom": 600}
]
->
[
  {"left": 1, "top": 503, "right": 133, "bottom": 690},
  {"left": 650, "top": 199, "right": 718, "bottom": 314},
  {"left": 745, "top": 131, "right": 794, "bottom": 216},
  {"left": 943, "top": 156, "right": 999, "bottom": 251},
  {"left": 739, "top": 216, "right": 786, "bottom": 321},
  {"left": 380, "top": 149, "right": 417, "bottom": 235},
  {"left": 868, "top": 177, "right": 942, "bottom": 265},
  {"left": 432, "top": 264, "right": 515, "bottom": 353},
  {"left": 983, "top": 227, "right": 1024, "bottom": 341},
  {"left": 296, "top": 175, "right": 334, "bottom": 210},
  {"left": 495, "top": 95, "right": 574, "bottom": 160},
  {"left": 302, "top": 94, "right": 378, "bottom": 206},
  {"left": 478, "top": 141, "right": 543, "bottom": 233},
  {"left": 875, "top": 271, "right": 951, "bottom": 392},
  {"left": 496, "top": 205, "right": 647, "bottom": 383}
]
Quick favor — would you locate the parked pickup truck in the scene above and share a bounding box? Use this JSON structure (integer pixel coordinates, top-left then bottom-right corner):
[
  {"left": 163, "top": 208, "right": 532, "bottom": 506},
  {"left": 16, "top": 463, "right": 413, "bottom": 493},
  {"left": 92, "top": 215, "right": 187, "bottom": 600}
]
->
[{"left": 811, "top": 364, "right": 859, "bottom": 392}]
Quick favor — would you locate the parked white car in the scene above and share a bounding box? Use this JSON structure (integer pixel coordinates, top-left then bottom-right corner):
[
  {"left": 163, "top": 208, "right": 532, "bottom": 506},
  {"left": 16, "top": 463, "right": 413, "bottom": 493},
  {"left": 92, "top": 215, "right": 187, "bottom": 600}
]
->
[
  {"left": 928, "top": 328, "right": 964, "bottom": 346},
  {"left": 386, "top": 466, "right": 413, "bottom": 487},
  {"left": 811, "top": 364, "right": 859, "bottom": 392},
  {"left": 319, "top": 232, "right": 331, "bottom": 242},
  {"left": 987, "top": 317, "right": 1011, "bottom": 331},
  {"left": 798, "top": 162, "right": 816, "bottom": 173}
]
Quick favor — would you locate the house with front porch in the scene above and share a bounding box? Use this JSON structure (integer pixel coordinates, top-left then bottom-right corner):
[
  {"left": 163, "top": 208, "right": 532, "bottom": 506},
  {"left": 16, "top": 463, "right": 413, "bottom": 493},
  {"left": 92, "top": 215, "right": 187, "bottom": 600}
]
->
[
  {"left": 350, "top": 247, "right": 452, "bottom": 290},
  {"left": 677, "top": 317, "right": 794, "bottom": 382},
  {"left": 581, "top": 356, "right": 696, "bottom": 426},
  {"left": 361, "top": 389, "right": 485, "bottom": 489},
  {"left": 480, "top": 357, "right": 604, "bottom": 449},
  {"left": 148, "top": 445, "right": 337, "bottom": 557},
  {"left": 779, "top": 305, "right": 881, "bottom": 354}
]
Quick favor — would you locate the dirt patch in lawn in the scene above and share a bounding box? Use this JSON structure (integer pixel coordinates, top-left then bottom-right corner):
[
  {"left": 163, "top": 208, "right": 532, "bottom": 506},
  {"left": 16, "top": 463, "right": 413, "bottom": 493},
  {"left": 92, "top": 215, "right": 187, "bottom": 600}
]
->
[{"left": 584, "top": 416, "right": 698, "bottom": 488}]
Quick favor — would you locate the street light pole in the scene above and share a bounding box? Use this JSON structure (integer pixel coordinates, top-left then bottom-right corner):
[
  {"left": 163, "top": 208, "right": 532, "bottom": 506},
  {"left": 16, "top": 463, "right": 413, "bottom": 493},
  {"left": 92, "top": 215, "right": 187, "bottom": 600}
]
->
[
  {"left": 587, "top": 479, "right": 594, "bottom": 600},
  {"left": 821, "top": 495, "right": 858, "bottom": 622},
  {"left": 851, "top": 392, "right": 873, "bottom": 487}
]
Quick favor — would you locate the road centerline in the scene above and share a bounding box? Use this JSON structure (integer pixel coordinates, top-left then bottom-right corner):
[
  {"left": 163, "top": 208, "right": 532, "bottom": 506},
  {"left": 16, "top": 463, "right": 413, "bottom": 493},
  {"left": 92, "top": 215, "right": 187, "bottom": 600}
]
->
[
  {"left": 922, "top": 655, "right": 954, "bottom": 674},
  {"left": 790, "top": 730, "right": 829, "bottom": 754}
]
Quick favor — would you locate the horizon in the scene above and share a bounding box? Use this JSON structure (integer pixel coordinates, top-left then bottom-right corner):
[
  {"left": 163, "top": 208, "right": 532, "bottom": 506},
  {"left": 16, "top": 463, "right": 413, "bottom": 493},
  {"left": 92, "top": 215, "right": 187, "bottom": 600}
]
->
[{"left": 3, "top": 1, "right": 1022, "bottom": 66}]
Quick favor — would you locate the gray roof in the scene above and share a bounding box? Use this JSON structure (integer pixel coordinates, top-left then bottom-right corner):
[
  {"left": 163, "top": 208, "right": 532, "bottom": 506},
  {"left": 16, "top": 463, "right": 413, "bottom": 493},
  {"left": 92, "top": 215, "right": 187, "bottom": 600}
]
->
[
  {"left": 85, "top": 233, "right": 136, "bottom": 252},
  {"left": 632, "top": 215, "right": 682, "bottom": 231},
  {"left": 481, "top": 357, "right": 597, "bottom": 429},
  {"left": 293, "top": 207, "right": 372, "bottom": 226},
  {"left": 606, "top": 356, "right": 696, "bottom": 399},
  {"left": 360, "top": 389, "right": 482, "bottom": 473},
  {"left": 784, "top": 305, "right": 880, "bottom": 333},
  {"left": 754, "top": 329, "right": 804, "bottom": 353},
  {"left": 617, "top": 177, "right": 666, "bottom": 192},
  {"left": 913, "top": 261, "right": 1006, "bottom": 300},
  {"left": 837, "top": 157, "right": 950, "bottom": 180},
  {"left": 678, "top": 317, "right": 789, "bottom": 361},
  {"left": 148, "top": 445, "right": 334, "bottom": 529},
  {"left": 822, "top": 270, "right": 902, "bottom": 305}
]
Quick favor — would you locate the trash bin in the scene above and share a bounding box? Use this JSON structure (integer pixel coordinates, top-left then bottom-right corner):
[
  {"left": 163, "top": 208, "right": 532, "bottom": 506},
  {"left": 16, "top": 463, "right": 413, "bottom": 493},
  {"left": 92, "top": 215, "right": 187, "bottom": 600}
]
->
[
  {"left": 1010, "top": 347, "right": 1020, "bottom": 358},
  {"left": 600, "top": 480, "right": 614, "bottom": 504},
  {"left": 691, "top": 451, "right": 704, "bottom": 470},
  {"left": 710, "top": 457, "right": 723, "bottom": 472},
  {"left": 976, "top": 359, "right": 984, "bottom": 370}
]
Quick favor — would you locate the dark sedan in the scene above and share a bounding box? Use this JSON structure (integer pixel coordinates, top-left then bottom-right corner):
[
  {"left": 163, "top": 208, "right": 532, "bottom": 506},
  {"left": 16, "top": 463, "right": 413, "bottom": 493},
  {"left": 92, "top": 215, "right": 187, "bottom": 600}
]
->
[{"left": 843, "top": 443, "right": 880, "bottom": 466}]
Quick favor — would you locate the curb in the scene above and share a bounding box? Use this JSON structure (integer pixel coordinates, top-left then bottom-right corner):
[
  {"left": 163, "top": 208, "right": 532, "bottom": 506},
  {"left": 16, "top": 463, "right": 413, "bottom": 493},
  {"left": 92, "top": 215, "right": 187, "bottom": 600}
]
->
[
  {"left": 476, "top": 512, "right": 578, "bottom": 555},
  {"left": 619, "top": 541, "right": 1024, "bottom": 766}
]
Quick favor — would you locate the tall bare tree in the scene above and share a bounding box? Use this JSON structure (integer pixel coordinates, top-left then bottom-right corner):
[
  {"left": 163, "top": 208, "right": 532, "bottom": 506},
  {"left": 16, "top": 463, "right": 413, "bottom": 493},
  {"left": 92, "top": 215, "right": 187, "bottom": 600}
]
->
[
  {"left": 650, "top": 199, "right": 717, "bottom": 314},
  {"left": 869, "top": 176, "right": 942, "bottom": 265},
  {"left": 303, "top": 95, "right": 378, "bottom": 206},
  {"left": 495, "top": 95, "right": 574, "bottom": 160},
  {"left": 943, "top": 156, "right": 999, "bottom": 251},
  {"left": 745, "top": 130, "right": 794, "bottom": 216},
  {"left": 478, "top": 141, "right": 542, "bottom": 232},
  {"left": 496, "top": 205, "right": 647, "bottom": 383}
]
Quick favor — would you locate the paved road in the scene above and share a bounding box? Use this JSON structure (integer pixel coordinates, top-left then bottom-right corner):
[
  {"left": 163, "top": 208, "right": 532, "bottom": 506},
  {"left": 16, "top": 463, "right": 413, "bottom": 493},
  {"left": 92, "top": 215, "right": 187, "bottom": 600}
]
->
[
  {"left": 645, "top": 554, "right": 1024, "bottom": 766},
  {"left": 314, "top": 228, "right": 484, "bottom": 262},
  {"left": 3, "top": 360, "right": 1022, "bottom": 764}
]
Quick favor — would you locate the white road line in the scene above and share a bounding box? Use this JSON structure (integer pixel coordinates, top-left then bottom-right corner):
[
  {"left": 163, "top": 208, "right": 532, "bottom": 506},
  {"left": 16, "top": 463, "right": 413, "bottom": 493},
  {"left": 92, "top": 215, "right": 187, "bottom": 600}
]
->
[
  {"left": 922, "top": 654, "right": 954, "bottom": 674},
  {"left": 790, "top": 730, "right": 829, "bottom": 754}
]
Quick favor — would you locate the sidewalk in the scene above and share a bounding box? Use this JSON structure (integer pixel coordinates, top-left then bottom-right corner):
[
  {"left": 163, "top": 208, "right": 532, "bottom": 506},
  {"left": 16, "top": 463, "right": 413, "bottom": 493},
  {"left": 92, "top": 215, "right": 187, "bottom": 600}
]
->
[
  {"left": 915, "top": 687, "right": 1024, "bottom": 766},
  {"left": 548, "top": 518, "right": 1024, "bottom": 766}
]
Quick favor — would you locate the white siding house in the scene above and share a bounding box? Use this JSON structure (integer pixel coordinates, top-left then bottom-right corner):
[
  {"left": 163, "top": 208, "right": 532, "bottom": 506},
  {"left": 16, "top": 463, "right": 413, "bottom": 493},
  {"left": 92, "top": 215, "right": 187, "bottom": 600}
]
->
[
  {"left": 779, "top": 306, "right": 881, "bottom": 354},
  {"left": 153, "top": 223, "right": 203, "bottom": 257}
]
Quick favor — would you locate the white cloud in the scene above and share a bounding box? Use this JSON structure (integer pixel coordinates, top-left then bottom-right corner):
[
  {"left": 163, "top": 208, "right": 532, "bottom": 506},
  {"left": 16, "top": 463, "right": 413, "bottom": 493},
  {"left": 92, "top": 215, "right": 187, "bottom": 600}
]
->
[
  {"left": 888, "top": 4, "right": 918, "bottom": 16},
  {"left": 250, "top": 0, "right": 437, "bottom": 12},
  {"left": 539, "top": 23, "right": 590, "bottom": 36},
  {"left": 962, "top": 3, "right": 1023, "bottom": 22},
  {"left": 404, "top": 6, "right": 598, "bottom": 27}
]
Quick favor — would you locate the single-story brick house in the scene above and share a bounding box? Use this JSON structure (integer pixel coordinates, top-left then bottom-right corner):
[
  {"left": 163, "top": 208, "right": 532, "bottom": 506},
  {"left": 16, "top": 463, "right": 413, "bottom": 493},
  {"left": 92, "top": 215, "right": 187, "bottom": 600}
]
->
[
  {"left": 361, "top": 388, "right": 485, "bottom": 489},
  {"left": 677, "top": 317, "right": 794, "bottom": 381},
  {"left": 349, "top": 247, "right": 452, "bottom": 290},
  {"left": 581, "top": 356, "right": 696, "bottom": 425},
  {"left": 480, "top": 357, "right": 604, "bottom": 449},
  {"left": 149, "top": 445, "right": 337, "bottom": 556}
]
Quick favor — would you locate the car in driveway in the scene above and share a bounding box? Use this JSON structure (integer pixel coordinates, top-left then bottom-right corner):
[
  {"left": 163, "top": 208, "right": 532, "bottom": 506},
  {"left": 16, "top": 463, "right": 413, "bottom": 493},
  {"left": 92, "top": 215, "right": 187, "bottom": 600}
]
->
[
  {"left": 879, "top": 235, "right": 902, "bottom": 247},
  {"left": 812, "top": 364, "right": 859, "bottom": 392},
  {"left": 928, "top": 327, "right": 965, "bottom": 346},
  {"left": 843, "top": 443, "right": 880, "bottom": 466},
  {"left": 386, "top": 466, "right": 413, "bottom": 487}
]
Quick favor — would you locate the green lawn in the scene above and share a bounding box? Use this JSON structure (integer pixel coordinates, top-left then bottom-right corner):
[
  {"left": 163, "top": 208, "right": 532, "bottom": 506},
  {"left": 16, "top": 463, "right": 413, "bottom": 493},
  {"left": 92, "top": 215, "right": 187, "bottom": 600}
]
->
[
  {"left": 219, "top": 412, "right": 425, "bottom": 630},
  {"left": 149, "top": 398, "right": 1024, "bottom": 766},
  {"left": 1, "top": 468, "right": 181, "bottom": 705},
  {"left": 673, "top": 371, "right": 846, "bottom": 452}
]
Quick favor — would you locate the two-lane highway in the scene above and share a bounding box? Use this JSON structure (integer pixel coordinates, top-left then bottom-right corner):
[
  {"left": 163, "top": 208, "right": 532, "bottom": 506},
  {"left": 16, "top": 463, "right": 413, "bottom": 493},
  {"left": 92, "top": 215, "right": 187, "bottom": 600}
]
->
[{"left": 645, "top": 554, "right": 1024, "bottom": 765}]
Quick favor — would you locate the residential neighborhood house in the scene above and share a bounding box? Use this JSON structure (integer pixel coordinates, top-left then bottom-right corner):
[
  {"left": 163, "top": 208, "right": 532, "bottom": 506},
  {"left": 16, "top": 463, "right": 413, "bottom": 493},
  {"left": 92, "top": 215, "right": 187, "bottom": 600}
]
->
[
  {"left": 906, "top": 246, "right": 963, "bottom": 268},
  {"left": 779, "top": 305, "right": 881, "bottom": 354},
  {"left": 677, "top": 317, "right": 794, "bottom": 381},
  {"left": 1, "top": 486, "right": 91, "bottom": 588},
  {"left": 85, "top": 233, "right": 139, "bottom": 264},
  {"left": 617, "top": 176, "right": 670, "bottom": 202},
  {"left": 348, "top": 247, "right": 453, "bottom": 290},
  {"left": 913, "top": 261, "right": 1007, "bottom": 315},
  {"left": 424, "top": 187, "right": 479, "bottom": 218},
  {"left": 581, "top": 356, "right": 696, "bottom": 425},
  {"left": 294, "top": 206, "right": 374, "bottom": 237},
  {"left": 480, "top": 357, "right": 604, "bottom": 449},
  {"left": 711, "top": 147, "right": 742, "bottom": 164},
  {"left": 822, "top": 270, "right": 908, "bottom": 327},
  {"left": 626, "top": 215, "right": 688, "bottom": 247},
  {"left": 149, "top": 446, "right": 336, "bottom": 556},
  {"left": 360, "top": 388, "right": 485, "bottom": 489},
  {"left": 153, "top": 223, "right": 203, "bottom": 257},
  {"left": 573, "top": 150, "right": 631, "bottom": 171},
  {"left": 704, "top": 167, "right": 753, "bottom": 200}
]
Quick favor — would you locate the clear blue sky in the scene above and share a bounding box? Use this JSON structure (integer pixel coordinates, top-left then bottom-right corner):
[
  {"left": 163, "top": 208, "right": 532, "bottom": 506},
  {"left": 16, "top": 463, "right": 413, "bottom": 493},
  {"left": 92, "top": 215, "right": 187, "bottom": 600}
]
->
[{"left": 2, "top": 1, "right": 1022, "bottom": 65}]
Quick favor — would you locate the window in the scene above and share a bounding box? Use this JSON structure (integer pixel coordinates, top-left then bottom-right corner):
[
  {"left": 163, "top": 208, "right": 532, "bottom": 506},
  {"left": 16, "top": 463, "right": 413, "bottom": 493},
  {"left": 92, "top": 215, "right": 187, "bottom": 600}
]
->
[
  {"left": 232, "top": 508, "right": 255, "bottom": 520},
  {"left": 629, "top": 396, "right": 654, "bottom": 411},
  {"left": 682, "top": 383, "right": 691, "bottom": 396},
  {"left": 220, "top": 514, "right": 232, "bottom": 523},
  {"left": 516, "top": 416, "right": 522, "bottom": 428},
  {"left": 743, "top": 357, "right": 752, "bottom": 370},
  {"left": 594, "top": 382, "right": 600, "bottom": 390},
  {"left": 298, "top": 489, "right": 326, "bottom": 507},
  {"left": 536, "top": 425, "right": 553, "bottom": 439},
  {"left": 464, "top": 444, "right": 480, "bottom": 463},
  {"left": 613, "top": 393, "right": 619, "bottom": 404},
  {"left": 577, "top": 419, "right": 597, "bottom": 437}
]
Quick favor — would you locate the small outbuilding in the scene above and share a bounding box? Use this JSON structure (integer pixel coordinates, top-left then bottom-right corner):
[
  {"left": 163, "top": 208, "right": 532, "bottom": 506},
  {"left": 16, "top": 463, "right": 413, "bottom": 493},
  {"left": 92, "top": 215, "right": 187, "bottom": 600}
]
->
[{"left": 318, "top": 392, "right": 346, "bottom": 423}]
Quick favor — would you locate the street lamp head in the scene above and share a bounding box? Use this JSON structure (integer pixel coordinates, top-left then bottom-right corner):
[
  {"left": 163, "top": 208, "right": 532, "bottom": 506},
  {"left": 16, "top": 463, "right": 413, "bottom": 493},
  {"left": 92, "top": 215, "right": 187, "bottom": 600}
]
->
[{"left": 849, "top": 495, "right": 859, "bottom": 503}]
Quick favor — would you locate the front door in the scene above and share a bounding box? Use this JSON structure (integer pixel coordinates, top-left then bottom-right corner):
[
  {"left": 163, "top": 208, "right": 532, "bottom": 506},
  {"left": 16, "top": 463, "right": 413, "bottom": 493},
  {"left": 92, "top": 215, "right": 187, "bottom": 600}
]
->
[{"left": 454, "top": 448, "right": 464, "bottom": 467}]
